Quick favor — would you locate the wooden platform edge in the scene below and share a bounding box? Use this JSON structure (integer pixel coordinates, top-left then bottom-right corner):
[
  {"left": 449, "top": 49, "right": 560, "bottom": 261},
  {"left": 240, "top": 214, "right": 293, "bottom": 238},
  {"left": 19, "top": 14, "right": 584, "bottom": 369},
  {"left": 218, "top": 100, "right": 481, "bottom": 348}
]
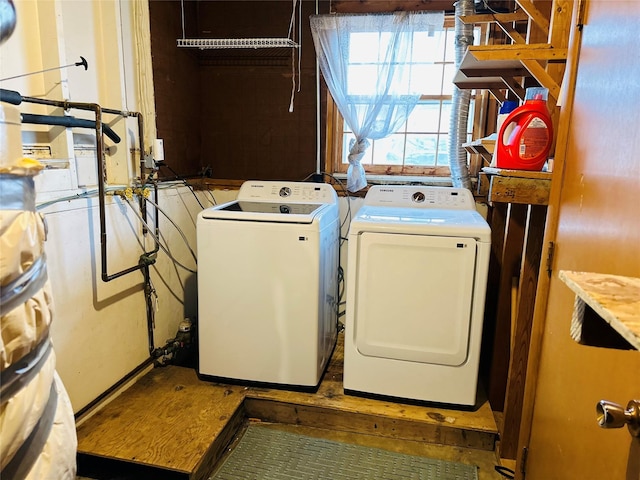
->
[
  {"left": 243, "top": 397, "right": 497, "bottom": 452},
  {"left": 191, "top": 402, "right": 247, "bottom": 480}
]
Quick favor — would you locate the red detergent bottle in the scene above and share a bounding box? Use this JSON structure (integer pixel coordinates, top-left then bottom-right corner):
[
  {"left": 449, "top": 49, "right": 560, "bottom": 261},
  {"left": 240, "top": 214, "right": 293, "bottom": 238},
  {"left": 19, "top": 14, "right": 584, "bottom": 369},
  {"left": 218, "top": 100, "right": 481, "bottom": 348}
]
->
[{"left": 496, "top": 87, "right": 553, "bottom": 171}]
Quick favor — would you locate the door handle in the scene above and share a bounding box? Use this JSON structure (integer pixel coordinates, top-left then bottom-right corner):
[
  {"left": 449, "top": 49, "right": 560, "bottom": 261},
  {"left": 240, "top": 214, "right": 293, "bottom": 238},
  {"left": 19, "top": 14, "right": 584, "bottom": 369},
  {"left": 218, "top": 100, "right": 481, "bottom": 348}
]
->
[{"left": 596, "top": 399, "right": 640, "bottom": 437}]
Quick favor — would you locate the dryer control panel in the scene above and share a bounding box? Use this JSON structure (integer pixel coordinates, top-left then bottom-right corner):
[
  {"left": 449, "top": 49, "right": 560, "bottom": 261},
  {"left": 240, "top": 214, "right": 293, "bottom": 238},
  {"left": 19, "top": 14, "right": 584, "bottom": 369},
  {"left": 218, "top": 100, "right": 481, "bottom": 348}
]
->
[{"left": 364, "top": 186, "right": 474, "bottom": 210}]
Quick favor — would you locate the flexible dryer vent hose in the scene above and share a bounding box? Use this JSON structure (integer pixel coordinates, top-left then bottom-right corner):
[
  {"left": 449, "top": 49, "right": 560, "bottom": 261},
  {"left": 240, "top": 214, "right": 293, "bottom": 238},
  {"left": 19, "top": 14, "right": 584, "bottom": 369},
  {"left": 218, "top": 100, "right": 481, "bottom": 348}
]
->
[{"left": 448, "top": 0, "right": 474, "bottom": 190}]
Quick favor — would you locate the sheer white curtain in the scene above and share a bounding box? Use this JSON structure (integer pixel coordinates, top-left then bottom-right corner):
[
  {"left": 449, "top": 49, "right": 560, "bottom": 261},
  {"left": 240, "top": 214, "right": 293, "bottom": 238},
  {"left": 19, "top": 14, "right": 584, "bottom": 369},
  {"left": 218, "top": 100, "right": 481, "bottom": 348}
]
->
[{"left": 310, "top": 12, "right": 444, "bottom": 192}]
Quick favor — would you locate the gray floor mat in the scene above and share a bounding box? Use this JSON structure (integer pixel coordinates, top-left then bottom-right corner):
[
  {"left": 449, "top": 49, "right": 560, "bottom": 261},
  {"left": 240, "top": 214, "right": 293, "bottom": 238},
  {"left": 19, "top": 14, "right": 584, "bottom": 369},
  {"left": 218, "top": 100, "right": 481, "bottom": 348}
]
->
[{"left": 210, "top": 424, "right": 478, "bottom": 480}]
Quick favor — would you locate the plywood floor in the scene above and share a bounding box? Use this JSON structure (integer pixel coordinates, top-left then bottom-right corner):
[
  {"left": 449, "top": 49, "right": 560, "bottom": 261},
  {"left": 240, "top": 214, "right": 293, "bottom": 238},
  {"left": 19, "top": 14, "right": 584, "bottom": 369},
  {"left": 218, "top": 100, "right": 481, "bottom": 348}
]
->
[{"left": 76, "top": 332, "right": 502, "bottom": 480}]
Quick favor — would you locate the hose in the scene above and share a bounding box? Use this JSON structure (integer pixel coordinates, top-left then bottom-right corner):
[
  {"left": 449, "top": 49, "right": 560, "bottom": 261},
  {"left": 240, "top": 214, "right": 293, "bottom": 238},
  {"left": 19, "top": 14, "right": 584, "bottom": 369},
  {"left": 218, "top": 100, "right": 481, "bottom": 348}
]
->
[
  {"left": 143, "top": 196, "right": 197, "bottom": 263},
  {"left": 20, "top": 113, "right": 121, "bottom": 144},
  {"left": 123, "top": 198, "right": 196, "bottom": 274},
  {"left": 448, "top": 0, "right": 475, "bottom": 190}
]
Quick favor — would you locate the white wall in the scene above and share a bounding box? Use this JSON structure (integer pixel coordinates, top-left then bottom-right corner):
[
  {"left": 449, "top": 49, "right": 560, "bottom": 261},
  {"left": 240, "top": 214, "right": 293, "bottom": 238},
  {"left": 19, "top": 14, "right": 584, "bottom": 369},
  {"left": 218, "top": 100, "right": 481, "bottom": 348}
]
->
[
  {"left": 40, "top": 185, "right": 236, "bottom": 411},
  {"left": 0, "top": 0, "right": 211, "bottom": 412}
]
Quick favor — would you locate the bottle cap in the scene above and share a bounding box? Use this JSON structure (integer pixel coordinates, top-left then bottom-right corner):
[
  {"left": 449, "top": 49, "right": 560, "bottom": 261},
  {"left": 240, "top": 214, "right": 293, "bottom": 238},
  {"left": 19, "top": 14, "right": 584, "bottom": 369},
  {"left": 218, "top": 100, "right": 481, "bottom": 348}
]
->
[
  {"left": 499, "top": 100, "right": 519, "bottom": 114},
  {"left": 525, "top": 87, "right": 549, "bottom": 102}
]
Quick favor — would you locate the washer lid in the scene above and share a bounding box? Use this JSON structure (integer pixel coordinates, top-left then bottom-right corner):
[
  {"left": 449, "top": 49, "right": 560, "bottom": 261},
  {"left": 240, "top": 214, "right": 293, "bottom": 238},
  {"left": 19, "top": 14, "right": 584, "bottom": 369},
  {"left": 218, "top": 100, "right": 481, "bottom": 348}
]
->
[
  {"left": 351, "top": 205, "right": 491, "bottom": 241},
  {"left": 199, "top": 180, "right": 338, "bottom": 224},
  {"left": 199, "top": 200, "right": 328, "bottom": 223},
  {"left": 220, "top": 201, "right": 323, "bottom": 215}
]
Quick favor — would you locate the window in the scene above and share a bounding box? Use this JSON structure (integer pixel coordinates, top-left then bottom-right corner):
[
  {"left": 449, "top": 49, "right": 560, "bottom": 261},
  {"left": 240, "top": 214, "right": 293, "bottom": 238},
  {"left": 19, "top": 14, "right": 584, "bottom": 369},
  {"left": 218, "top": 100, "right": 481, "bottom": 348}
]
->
[{"left": 329, "top": 19, "right": 481, "bottom": 177}]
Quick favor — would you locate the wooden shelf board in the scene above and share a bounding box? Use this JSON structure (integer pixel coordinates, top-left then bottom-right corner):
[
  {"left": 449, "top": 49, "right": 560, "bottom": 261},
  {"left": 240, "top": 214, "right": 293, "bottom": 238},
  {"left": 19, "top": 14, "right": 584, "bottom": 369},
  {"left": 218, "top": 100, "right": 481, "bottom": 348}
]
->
[
  {"left": 463, "top": 137, "right": 495, "bottom": 153},
  {"left": 559, "top": 271, "right": 640, "bottom": 351},
  {"left": 459, "top": 11, "right": 530, "bottom": 25},
  {"left": 482, "top": 167, "right": 552, "bottom": 180},
  {"left": 453, "top": 50, "right": 531, "bottom": 101},
  {"left": 454, "top": 44, "right": 566, "bottom": 101},
  {"left": 468, "top": 44, "right": 567, "bottom": 62},
  {"left": 481, "top": 167, "right": 552, "bottom": 205}
]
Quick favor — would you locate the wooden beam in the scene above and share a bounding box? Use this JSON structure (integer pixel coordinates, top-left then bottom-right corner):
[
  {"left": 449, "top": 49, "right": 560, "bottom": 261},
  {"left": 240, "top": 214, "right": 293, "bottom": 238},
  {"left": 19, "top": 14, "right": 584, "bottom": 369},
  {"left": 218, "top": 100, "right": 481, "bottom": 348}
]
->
[
  {"left": 488, "top": 204, "right": 527, "bottom": 411},
  {"left": 488, "top": 176, "right": 552, "bottom": 205},
  {"left": 460, "top": 67, "right": 530, "bottom": 78},
  {"left": 468, "top": 44, "right": 567, "bottom": 62},
  {"left": 244, "top": 398, "right": 497, "bottom": 451},
  {"left": 520, "top": 59, "right": 562, "bottom": 102},
  {"left": 454, "top": 78, "right": 512, "bottom": 90},
  {"left": 480, "top": 201, "right": 506, "bottom": 397},
  {"left": 500, "top": 204, "right": 547, "bottom": 460},
  {"left": 497, "top": 23, "right": 528, "bottom": 44},
  {"left": 549, "top": 0, "right": 572, "bottom": 49},
  {"left": 331, "top": 1, "right": 456, "bottom": 13},
  {"left": 501, "top": 76, "right": 527, "bottom": 101},
  {"left": 460, "top": 11, "right": 530, "bottom": 24},
  {"left": 489, "top": 89, "right": 508, "bottom": 103},
  {"left": 515, "top": 0, "right": 551, "bottom": 35}
]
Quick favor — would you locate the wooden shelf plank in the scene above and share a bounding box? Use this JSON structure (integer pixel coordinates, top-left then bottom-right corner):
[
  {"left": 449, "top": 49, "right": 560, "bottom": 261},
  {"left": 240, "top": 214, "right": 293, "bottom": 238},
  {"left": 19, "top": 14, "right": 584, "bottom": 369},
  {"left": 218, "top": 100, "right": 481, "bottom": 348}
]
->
[
  {"left": 459, "top": 11, "right": 530, "bottom": 25},
  {"left": 559, "top": 271, "right": 640, "bottom": 351},
  {"left": 468, "top": 44, "right": 567, "bottom": 62},
  {"left": 463, "top": 137, "right": 495, "bottom": 170},
  {"left": 453, "top": 51, "right": 530, "bottom": 101},
  {"left": 482, "top": 167, "right": 552, "bottom": 180},
  {"left": 481, "top": 167, "right": 552, "bottom": 206},
  {"left": 453, "top": 46, "right": 564, "bottom": 102},
  {"left": 463, "top": 137, "right": 495, "bottom": 153},
  {"left": 489, "top": 175, "right": 551, "bottom": 205}
]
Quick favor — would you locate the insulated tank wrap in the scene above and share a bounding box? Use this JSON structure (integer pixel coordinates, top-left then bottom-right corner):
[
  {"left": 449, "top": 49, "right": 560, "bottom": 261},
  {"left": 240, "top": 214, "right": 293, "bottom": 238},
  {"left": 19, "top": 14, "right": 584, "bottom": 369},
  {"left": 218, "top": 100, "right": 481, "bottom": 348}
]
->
[{"left": 0, "top": 158, "right": 77, "bottom": 479}]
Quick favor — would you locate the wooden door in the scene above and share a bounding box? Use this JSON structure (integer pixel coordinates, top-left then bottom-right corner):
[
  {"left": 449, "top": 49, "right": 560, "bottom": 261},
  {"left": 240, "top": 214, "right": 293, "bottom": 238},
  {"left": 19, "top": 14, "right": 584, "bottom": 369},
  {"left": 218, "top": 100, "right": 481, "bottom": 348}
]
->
[{"left": 521, "top": 1, "right": 640, "bottom": 478}]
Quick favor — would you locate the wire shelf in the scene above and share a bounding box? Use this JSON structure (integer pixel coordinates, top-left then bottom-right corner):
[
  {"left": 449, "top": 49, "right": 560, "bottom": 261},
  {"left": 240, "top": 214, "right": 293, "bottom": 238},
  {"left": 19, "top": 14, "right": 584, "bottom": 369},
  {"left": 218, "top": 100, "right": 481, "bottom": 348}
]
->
[{"left": 176, "top": 38, "right": 299, "bottom": 50}]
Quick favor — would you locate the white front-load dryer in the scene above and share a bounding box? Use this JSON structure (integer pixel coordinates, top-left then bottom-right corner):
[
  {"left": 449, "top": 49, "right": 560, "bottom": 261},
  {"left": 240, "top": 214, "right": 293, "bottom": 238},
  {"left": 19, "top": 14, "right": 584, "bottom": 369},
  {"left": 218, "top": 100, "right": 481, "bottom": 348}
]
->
[
  {"left": 343, "top": 185, "right": 491, "bottom": 406},
  {"left": 197, "top": 181, "right": 340, "bottom": 387}
]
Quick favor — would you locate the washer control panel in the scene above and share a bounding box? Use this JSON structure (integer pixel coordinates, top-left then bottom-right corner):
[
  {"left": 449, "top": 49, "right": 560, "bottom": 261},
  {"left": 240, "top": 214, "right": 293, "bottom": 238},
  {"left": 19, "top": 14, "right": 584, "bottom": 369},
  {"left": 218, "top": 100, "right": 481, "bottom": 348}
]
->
[{"left": 237, "top": 181, "right": 337, "bottom": 204}]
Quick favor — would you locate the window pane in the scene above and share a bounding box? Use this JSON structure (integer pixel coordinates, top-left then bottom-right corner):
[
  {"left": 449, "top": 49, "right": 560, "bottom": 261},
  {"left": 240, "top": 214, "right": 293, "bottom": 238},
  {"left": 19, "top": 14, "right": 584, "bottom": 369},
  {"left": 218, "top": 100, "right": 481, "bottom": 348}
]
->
[
  {"left": 349, "top": 32, "right": 381, "bottom": 62},
  {"left": 437, "top": 135, "right": 449, "bottom": 166},
  {"left": 444, "top": 27, "right": 456, "bottom": 63},
  {"left": 412, "top": 64, "right": 444, "bottom": 93},
  {"left": 406, "top": 102, "right": 440, "bottom": 132},
  {"left": 411, "top": 31, "right": 446, "bottom": 62},
  {"left": 441, "top": 64, "right": 456, "bottom": 95},
  {"left": 405, "top": 134, "right": 438, "bottom": 166},
  {"left": 372, "top": 135, "right": 405, "bottom": 165},
  {"left": 440, "top": 101, "right": 451, "bottom": 133},
  {"left": 347, "top": 65, "right": 379, "bottom": 95}
]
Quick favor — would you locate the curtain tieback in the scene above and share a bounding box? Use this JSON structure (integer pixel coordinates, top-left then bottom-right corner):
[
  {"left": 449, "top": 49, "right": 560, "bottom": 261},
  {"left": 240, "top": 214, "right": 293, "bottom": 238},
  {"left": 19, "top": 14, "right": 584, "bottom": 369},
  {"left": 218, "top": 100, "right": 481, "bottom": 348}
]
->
[{"left": 348, "top": 138, "right": 370, "bottom": 164}]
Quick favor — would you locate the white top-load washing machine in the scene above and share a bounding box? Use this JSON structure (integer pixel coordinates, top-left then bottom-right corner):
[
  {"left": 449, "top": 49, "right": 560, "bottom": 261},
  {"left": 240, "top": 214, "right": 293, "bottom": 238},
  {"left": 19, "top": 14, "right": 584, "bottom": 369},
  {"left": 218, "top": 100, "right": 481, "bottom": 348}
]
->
[
  {"left": 197, "top": 181, "right": 340, "bottom": 387},
  {"left": 344, "top": 185, "right": 491, "bottom": 406}
]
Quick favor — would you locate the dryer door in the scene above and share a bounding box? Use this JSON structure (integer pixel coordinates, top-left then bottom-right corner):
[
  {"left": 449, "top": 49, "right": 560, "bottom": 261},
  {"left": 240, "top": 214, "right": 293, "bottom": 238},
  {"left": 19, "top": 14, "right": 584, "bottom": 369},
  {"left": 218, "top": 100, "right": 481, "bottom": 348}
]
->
[{"left": 354, "top": 232, "right": 477, "bottom": 366}]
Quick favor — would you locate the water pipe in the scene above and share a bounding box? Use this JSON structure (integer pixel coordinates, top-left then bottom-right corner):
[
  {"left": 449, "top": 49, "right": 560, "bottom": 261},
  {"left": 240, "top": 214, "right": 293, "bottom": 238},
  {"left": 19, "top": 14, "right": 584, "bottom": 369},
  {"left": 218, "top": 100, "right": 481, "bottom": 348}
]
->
[
  {"left": 0, "top": 88, "right": 158, "bottom": 281},
  {"left": 1, "top": 88, "right": 161, "bottom": 355}
]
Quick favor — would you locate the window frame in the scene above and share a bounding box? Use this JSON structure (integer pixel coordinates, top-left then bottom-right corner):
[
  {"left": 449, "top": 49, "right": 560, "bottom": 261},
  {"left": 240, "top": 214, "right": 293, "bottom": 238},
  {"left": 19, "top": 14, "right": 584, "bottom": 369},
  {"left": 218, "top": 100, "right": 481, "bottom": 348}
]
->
[{"left": 325, "top": 16, "right": 488, "bottom": 179}]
